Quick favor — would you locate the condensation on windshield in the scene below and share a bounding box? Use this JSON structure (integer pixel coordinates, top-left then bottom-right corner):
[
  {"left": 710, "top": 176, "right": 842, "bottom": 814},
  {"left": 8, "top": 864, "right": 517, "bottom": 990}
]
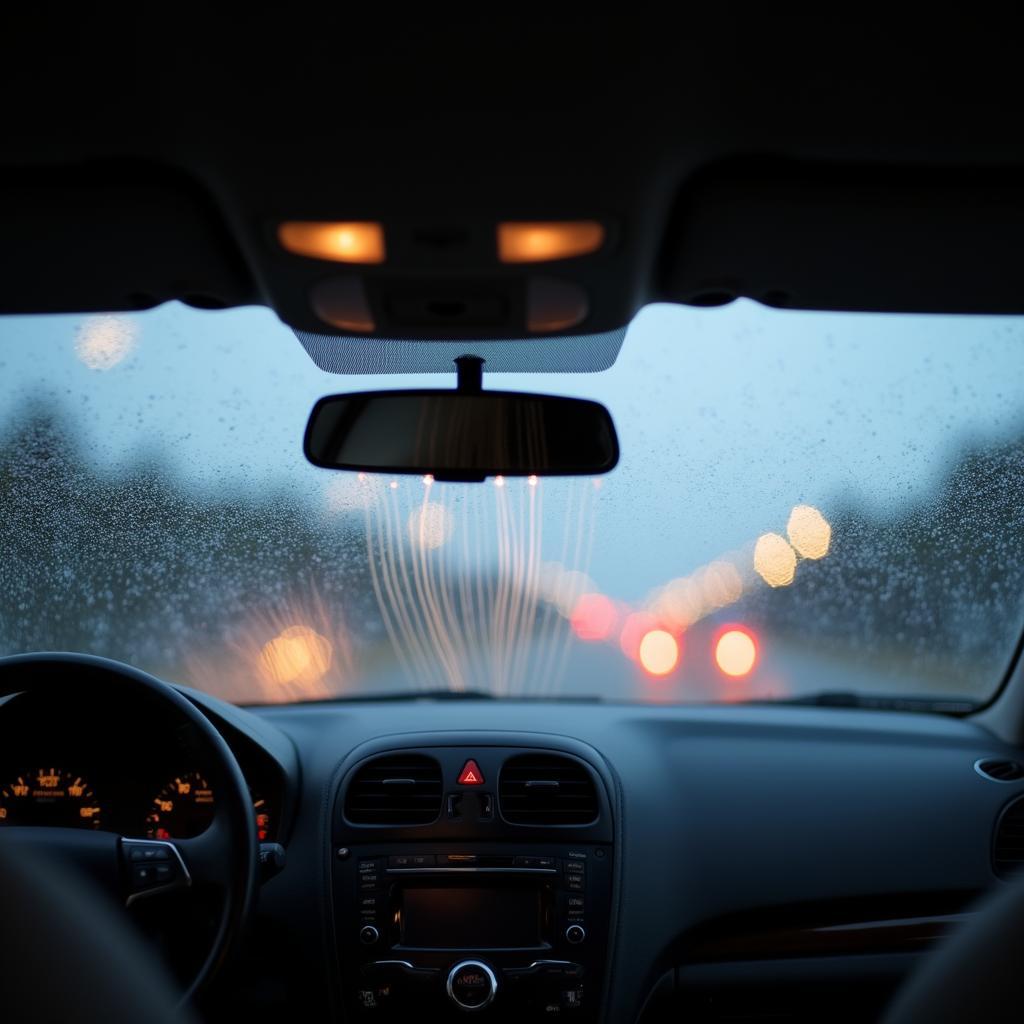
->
[{"left": 2, "top": 300, "right": 1024, "bottom": 706}]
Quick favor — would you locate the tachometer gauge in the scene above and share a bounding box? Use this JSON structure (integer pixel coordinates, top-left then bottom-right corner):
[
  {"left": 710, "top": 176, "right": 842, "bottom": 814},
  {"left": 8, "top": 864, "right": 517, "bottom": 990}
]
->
[
  {"left": 0, "top": 769, "right": 103, "bottom": 829},
  {"left": 146, "top": 771, "right": 215, "bottom": 840}
]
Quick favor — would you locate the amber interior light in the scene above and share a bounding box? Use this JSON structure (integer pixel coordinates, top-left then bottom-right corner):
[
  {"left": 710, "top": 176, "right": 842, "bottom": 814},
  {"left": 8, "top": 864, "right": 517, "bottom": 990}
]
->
[
  {"left": 278, "top": 221, "right": 386, "bottom": 264},
  {"left": 497, "top": 221, "right": 605, "bottom": 263}
]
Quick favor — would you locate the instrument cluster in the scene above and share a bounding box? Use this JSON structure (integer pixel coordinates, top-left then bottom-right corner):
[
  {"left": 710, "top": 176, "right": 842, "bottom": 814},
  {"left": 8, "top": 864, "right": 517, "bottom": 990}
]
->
[{"left": 0, "top": 692, "right": 282, "bottom": 841}]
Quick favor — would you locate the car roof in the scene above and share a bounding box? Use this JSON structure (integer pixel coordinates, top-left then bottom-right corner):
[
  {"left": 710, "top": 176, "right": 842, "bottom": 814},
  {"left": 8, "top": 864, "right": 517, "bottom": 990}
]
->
[{"left": 3, "top": 12, "right": 1024, "bottom": 363}]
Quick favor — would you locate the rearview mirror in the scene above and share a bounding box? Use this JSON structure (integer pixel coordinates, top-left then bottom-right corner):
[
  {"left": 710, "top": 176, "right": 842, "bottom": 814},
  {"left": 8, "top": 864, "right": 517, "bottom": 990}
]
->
[{"left": 304, "top": 362, "right": 618, "bottom": 481}]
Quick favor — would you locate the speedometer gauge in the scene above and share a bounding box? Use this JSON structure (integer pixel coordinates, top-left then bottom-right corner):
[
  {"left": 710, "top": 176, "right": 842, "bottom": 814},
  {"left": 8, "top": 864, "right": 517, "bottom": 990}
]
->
[
  {"left": 0, "top": 769, "right": 103, "bottom": 829},
  {"left": 146, "top": 771, "right": 215, "bottom": 839}
]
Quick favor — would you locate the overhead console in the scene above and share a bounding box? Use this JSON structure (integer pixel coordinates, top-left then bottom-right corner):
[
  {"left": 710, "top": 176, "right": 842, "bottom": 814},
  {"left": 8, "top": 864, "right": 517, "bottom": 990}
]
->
[{"left": 329, "top": 740, "right": 616, "bottom": 1020}]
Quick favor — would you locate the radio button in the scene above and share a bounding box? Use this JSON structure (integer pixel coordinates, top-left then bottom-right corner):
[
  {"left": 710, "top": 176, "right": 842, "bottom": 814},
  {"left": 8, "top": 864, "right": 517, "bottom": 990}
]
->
[
  {"left": 359, "top": 925, "right": 380, "bottom": 945},
  {"left": 358, "top": 859, "right": 379, "bottom": 873},
  {"left": 565, "top": 925, "right": 586, "bottom": 945},
  {"left": 447, "top": 960, "right": 497, "bottom": 1011}
]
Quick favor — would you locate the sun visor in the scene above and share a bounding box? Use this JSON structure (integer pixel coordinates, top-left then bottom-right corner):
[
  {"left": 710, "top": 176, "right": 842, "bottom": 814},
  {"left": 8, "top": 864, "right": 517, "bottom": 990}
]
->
[
  {"left": 293, "top": 327, "right": 627, "bottom": 374},
  {"left": 663, "top": 161, "right": 1024, "bottom": 314}
]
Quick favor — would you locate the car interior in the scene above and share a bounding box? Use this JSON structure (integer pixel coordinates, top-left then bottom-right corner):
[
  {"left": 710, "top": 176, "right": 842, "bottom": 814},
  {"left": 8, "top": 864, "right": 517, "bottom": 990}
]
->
[{"left": 5, "top": 12, "right": 1024, "bottom": 1023}]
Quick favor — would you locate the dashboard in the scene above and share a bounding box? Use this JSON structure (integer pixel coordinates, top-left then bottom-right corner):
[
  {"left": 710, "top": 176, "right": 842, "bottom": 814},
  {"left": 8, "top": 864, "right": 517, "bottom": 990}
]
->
[{"left": 4, "top": 675, "right": 1024, "bottom": 1023}]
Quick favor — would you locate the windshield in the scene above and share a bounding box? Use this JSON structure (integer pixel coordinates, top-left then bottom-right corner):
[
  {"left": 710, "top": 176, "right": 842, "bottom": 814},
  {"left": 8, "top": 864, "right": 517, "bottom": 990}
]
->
[{"left": 2, "top": 301, "right": 1024, "bottom": 707}]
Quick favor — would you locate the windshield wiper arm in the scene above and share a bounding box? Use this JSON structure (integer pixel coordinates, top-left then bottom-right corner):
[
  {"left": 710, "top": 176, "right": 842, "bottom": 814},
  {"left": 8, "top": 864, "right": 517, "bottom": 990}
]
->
[{"left": 738, "top": 691, "right": 978, "bottom": 714}]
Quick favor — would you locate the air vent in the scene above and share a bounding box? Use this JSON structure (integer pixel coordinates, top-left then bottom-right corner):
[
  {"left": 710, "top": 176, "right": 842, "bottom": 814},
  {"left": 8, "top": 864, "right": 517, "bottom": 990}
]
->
[
  {"left": 344, "top": 754, "right": 442, "bottom": 825},
  {"left": 975, "top": 758, "right": 1024, "bottom": 782},
  {"left": 994, "top": 796, "right": 1024, "bottom": 878},
  {"left": 499, "top": 753, "right": 599, "bottom": 826}
]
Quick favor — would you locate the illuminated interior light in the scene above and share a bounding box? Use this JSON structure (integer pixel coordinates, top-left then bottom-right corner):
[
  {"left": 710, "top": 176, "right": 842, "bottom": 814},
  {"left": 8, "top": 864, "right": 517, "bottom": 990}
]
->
[
  {"left": 528, "top": 475, "right": 539, "bottom": 487},
  {"left": 714, "top": 627, "right": 758, "bottom": 678},
  {"left": 278, "top": 221, "right": 386, "bottom": 263},
  {"left": 753, "top": 532, "right": 797, "bottom": 587},
  {"left": 494, "top": 475, "right": 506, "bottom": 488},
  {"left": 497, "top": 221, "right": 605, "bottom": 263},
  {"left": 423, "top": 474, "right": 434, "bottom": 486},
  {"left": 638, "top": 629, "right": 680, "bottom": 677},
  {"left": 787, "top": 504, "right": 832, "bottom": 559}
]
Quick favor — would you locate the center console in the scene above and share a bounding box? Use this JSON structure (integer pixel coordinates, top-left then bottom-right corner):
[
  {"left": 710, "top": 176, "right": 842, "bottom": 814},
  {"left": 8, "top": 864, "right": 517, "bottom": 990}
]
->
[{"left": 330, "top": 741, "right": 615, "bottom": 1021}]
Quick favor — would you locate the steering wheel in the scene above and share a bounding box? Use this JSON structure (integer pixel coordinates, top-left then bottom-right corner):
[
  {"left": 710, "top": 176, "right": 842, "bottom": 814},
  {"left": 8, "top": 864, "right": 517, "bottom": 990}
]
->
[{"left": 0, "top": 652, "right": 257, "bottom": 1007}]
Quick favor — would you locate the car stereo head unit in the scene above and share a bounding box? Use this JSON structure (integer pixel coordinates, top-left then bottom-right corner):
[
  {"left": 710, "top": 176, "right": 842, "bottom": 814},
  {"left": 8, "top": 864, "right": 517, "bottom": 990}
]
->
[
  {"left": 333, "top": 844, "right": 611, "bottom": 1019},
  {"left": 330, "top": 742, "right": 615, "bottom": 1019}
]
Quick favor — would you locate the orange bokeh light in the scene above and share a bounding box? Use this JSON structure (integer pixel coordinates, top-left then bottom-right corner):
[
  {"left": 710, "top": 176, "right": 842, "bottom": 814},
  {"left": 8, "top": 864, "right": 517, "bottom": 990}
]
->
[
  {"left": 570, "top": 593, "right": 618, "bottom": 641},
  {"left": 638, "top": 629, "right": 680, "bottom": 677},
  {"left": 714, "top": 626, "right": 758, "bottom": 678}
]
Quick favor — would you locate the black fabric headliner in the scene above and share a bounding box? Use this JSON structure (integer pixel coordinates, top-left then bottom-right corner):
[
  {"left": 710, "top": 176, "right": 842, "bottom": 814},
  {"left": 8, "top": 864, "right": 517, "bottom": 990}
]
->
[{"left": 3, "top": 12, "right": 1024, "bottom": 368}]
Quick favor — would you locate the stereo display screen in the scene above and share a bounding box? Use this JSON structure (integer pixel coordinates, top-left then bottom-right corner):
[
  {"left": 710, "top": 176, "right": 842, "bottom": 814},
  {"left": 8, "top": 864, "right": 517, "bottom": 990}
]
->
[{"left": 400, "top": 885, "right": 543, "bottom": 948}]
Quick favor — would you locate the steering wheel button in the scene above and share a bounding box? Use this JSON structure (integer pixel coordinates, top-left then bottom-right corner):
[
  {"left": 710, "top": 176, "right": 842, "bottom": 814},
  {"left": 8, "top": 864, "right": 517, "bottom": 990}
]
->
[{"left": 132, "top": 865, "right": 155, "bottom": 888}]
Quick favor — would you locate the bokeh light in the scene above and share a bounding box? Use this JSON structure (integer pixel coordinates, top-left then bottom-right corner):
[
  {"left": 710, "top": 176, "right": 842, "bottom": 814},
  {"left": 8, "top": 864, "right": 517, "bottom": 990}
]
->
[
  {"left": 638, "top": 629, "right": 680, "bottom": 676},
  {"left": 753, "top": 532, "right": 797, "bottom": 587},
  {"left": 619, "top": 612, "right": 658, "bottom": 661},
  {"left": 714, "top": 627, "right": 758, "bottom": 678},
  {"left": 408, "top": 501, "right": 453, "bottom": 550},
  {"left": 259, "top": 625, "right": 333, "bottom": 686},
  {"left": 699, "top": 560, "right": 744, "bottom": 608},
  {"left": 787, "top": 504, "right": 831, "bottom": 559},
  {"left": 542, "top": 565, "right": 598, "bottom": 617},
  {"left": 75, "top": 316, "right": 138, "bottom": 370},
  {"left": 570, "top": 593, "right": 618, "bottom": 641}
]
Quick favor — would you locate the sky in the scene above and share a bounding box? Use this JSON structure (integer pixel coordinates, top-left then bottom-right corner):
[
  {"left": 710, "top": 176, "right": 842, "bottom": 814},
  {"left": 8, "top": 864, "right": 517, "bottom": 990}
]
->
[{"left": 3, "top": 298, "right": 1024, "bottom": 610}]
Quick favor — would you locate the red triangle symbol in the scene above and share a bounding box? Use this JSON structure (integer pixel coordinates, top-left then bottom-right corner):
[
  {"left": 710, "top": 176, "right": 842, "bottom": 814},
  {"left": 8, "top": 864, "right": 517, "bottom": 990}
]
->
[{"left": 458, "top": 759, "right": 484, "bottom": 786}]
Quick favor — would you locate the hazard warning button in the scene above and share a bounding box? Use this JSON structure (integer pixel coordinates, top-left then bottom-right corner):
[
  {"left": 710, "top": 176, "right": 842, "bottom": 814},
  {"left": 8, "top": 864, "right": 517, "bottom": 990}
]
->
[{"left": 457, "top": 760, "right": 484, "bottom": 786}]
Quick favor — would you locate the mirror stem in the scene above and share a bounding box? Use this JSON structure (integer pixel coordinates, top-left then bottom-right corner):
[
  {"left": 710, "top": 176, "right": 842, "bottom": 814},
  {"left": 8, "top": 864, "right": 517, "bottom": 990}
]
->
[{"left": 455, "top": 355, "right": 485, "bottom": 394}]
